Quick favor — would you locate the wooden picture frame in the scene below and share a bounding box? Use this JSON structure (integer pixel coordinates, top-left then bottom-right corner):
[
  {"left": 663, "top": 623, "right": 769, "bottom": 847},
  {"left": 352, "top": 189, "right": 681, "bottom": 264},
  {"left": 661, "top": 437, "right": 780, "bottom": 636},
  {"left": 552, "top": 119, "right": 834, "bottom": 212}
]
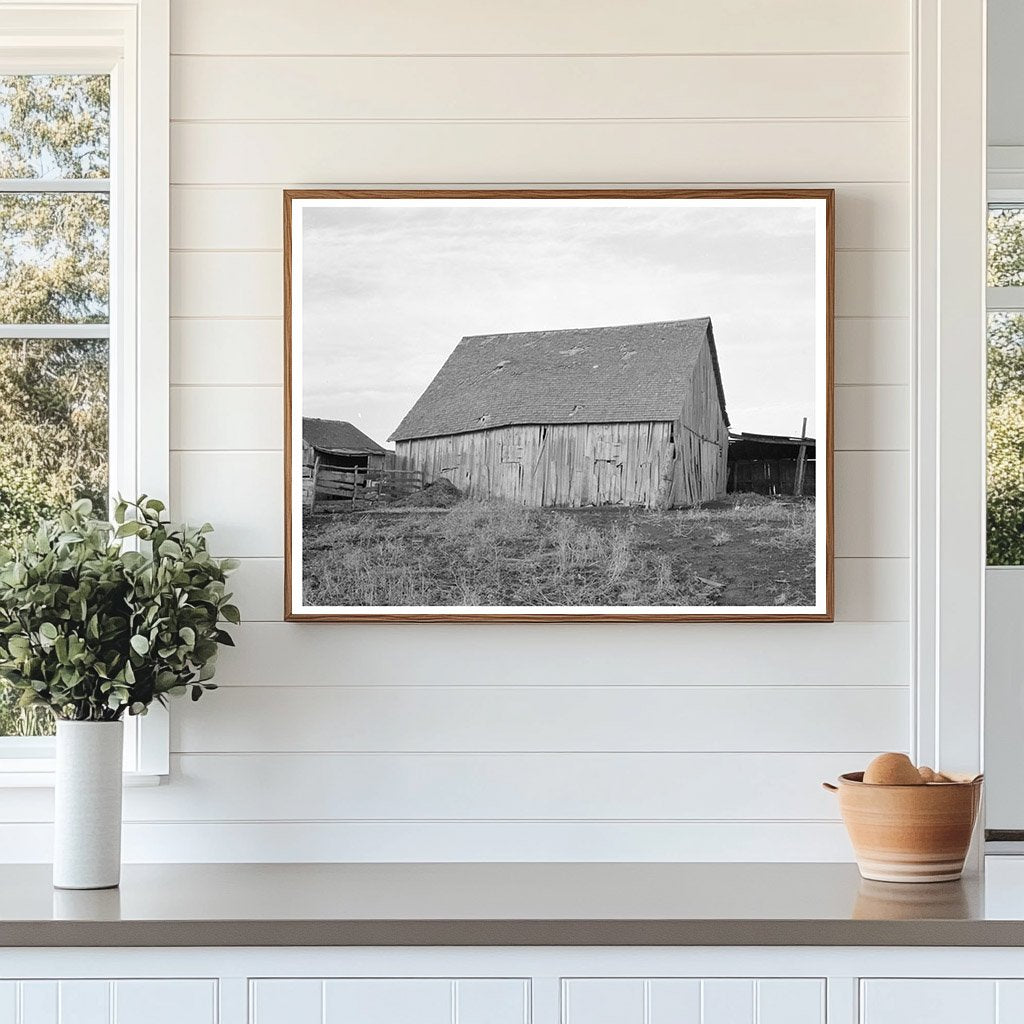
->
[{"left": 284, "top": 189, "right": 834, "bottom": 622}]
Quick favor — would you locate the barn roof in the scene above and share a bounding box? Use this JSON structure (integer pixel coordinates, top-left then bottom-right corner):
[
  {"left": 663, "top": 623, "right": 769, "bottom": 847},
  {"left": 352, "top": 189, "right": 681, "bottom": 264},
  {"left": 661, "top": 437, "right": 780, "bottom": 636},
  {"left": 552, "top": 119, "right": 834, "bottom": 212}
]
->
[
  {"left": 303, "top": 417, "right": 388, "bottom": 455},
  {"left": 389, "top": 318, "right": 728, "bottom": 442}
]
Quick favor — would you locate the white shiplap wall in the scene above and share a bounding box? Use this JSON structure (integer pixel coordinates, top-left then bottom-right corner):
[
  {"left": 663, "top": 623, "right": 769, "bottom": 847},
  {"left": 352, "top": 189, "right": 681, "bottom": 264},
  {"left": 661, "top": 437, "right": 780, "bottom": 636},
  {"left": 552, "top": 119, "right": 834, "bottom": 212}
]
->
[{"left": 1, "top": 0, "right": 915, "bottom": 861}]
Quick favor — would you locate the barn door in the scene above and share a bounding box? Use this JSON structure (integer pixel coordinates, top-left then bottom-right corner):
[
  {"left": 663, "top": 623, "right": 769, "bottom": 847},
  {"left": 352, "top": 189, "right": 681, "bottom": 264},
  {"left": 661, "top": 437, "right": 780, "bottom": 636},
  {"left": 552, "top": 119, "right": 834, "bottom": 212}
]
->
[{"left": 593, "top": 439, "right": 624, "bottom": 505}]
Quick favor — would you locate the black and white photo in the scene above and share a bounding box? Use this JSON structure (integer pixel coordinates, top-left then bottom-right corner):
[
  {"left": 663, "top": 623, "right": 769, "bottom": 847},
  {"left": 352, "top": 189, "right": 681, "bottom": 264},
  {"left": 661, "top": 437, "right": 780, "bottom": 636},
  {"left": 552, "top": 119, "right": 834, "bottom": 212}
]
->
[{"left": 285, "top": 190, "right": 833, "bottom": 621}]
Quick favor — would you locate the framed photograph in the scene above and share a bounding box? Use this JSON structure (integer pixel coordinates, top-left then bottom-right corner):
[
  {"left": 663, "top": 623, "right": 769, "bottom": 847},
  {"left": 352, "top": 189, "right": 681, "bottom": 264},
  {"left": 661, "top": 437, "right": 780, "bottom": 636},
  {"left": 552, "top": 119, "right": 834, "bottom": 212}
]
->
[{"left": 284, "top": 189, "right": 833, "bottom": 622}]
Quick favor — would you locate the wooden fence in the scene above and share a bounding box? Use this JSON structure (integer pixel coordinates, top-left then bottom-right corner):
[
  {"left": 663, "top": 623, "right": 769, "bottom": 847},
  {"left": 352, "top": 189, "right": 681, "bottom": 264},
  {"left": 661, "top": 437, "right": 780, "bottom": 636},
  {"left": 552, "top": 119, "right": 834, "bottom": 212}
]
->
[{"left": 304, "top": 465, "right": 424, "bottom": 512}]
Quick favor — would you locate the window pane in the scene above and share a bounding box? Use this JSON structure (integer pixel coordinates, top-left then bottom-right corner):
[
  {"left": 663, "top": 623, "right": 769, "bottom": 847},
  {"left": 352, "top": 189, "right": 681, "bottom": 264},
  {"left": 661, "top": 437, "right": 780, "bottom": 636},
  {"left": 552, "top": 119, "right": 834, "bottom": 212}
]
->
[
  {"left": 988, "top": 312, "right": 1024, "bottom": 564},
  {"left": 0, "top": 338, "right": 108, "bottom": 739},
  {"left": 0, "top": 192, "right": 109, "bottom": 323},
  {"left": 0, "top": 75, "right": 109, "bottom": 179},
  {"left": 988, "top": 206, "right": 1024, "bottom": 287}
]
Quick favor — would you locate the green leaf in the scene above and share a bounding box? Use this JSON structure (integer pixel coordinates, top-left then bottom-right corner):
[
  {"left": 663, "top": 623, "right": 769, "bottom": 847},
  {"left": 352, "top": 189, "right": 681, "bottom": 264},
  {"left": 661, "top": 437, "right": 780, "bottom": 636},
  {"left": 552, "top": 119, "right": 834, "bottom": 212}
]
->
[
  {"left": 130, "top": 634, "right": 150, "bottom": 656},
  {"left": 158, "top": 539, "right": 183, "bottom": 559},
  {"left": 220, "top": 604, "right": 241, "bottom": 625},
  {"left": 39, "top": 622, "right": 58, "bottom": 641},
  {"left": 8, "top": 635, "right": 30, "bottom": 657}
]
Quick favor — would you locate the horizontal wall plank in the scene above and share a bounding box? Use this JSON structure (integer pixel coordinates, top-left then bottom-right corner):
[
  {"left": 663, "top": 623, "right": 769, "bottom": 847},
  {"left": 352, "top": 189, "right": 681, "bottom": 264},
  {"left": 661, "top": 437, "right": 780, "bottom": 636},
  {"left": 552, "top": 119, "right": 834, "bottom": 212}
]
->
[
  {"left": 170, "top": 121, "right": 909, "bottom": 185},
  {"left": 170, "top": 0, "right": 910, "bottom": 56},
  {"left": 226, "top": 558, "right": 284, "bottom": 620},
  {"left": 171, "top": 54, "right": 909, "bottom": 121},
  {"left": 170, "top": 183, "right": 909, "bottom": 251},
  {"left": 835, "top": 251, "right": 909, "bottom": 318},
  {"left": 227, "top": 556, "right": 909, "bottom": 624},
  {"left": 833, "top": 558, "right": 909, "bottom": 622},
  {"left": 170, "top": 319, "right": 283, "bottom": 386},
  {"left": 171, "top": 684, "right": 909, "bottom": 753},
  {"left": 171, "top": 451, "right": 283, "bottom": 557},
  {"left": 171, "top": 249, "right": 909, "bottom": 320},
  {"left": 211, "top": 621, "right": 910, "bottom": 686},
  {"left": 171, "top": 385, "right": 282, "bottom": 450},
  {"left": 120, "top": 752, "right": 861, "bottom": 821},
  {"left": 834, "top": 385, "right": 909, "bottom": 450},
  {"left": 834, "top": 318, "right": 909, "bottom": 385},
  {"left": 171, "top": 252, "right": 280, "bottom": 317},
  {"left": 834, "top": 451, "right": 910, "bottom": 558},
  {"left": 0, "top": 820, "right": 856, "bottom": 862}
]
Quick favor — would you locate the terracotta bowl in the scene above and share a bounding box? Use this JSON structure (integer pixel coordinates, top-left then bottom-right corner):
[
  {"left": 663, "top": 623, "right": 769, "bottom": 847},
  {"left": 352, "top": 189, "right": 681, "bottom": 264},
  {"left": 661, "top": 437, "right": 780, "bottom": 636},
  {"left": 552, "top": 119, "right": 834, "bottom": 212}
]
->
[{"left": 823, "top": 772, "right": 983, "bottom": 883}]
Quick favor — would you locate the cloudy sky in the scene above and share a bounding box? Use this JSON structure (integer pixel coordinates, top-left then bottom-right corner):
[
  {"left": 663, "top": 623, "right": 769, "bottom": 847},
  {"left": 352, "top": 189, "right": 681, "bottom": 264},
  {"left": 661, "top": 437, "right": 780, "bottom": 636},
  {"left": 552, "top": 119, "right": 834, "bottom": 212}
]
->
[{"left": 300, "top": 200, "right": 819, "bottom": 449}]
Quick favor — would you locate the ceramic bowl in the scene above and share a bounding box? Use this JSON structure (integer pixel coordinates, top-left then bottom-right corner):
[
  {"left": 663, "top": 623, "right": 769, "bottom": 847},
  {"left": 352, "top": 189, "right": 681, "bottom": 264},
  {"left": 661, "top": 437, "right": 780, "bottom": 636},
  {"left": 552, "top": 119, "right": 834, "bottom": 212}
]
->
[{"left": 823, "top": 771, "right": 983, "bottom": 883}]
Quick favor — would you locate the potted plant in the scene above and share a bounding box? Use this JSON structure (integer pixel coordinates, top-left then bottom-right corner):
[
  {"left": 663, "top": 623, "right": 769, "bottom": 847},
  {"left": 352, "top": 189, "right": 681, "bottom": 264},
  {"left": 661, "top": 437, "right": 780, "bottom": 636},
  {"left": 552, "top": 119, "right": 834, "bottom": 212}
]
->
[{"left": 0, "top": 497, "right": 239, "bottom": 889}]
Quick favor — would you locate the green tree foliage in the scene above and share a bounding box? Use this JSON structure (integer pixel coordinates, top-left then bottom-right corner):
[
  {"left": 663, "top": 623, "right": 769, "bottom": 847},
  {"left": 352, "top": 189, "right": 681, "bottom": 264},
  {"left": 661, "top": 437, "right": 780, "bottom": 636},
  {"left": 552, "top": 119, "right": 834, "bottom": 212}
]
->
[
  {"left": 0, "top": 75, "right": 110, "bottom": 734},
  {"left": 987, "top": 207, "right": 1024, "bottom": 564}
]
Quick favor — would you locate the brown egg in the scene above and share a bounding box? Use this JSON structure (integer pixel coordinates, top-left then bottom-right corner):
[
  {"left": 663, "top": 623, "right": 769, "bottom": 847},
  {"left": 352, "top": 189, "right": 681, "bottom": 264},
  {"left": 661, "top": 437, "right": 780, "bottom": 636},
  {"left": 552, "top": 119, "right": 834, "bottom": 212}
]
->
[{"left": 863, "top": 752, "right": 925, "bottom": 786}]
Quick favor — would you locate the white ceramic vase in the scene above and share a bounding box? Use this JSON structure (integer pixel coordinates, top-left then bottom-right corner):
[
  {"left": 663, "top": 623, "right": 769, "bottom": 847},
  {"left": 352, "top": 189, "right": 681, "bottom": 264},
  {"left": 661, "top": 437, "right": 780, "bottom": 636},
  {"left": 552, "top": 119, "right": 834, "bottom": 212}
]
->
[{"left": 53, "top": 720, "right": 124, "bottom": 890}]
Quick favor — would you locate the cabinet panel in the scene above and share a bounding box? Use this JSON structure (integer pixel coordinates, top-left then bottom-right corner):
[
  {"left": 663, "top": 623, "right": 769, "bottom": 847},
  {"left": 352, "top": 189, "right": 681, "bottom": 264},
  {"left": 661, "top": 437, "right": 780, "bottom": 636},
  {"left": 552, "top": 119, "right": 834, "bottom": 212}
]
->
[
  {"left": 456, "top": 980, "right": 529, "bottom": 1024},
  {"left": 648, "top": 980, "right": 702, "bottom": 1022},
  {"left": 58, "top": 982, "right": 109, "bottom": 1024},
  {"left": 323, "top": 980, "right": 451, "bottom": 1024},
  {"left": 0, "top": 984, "right": 15, "bottom": 1024},
  {"left": 18, "top": 983, "right": 56, "bottom": 1024},
  {"left": 251, "top": 980, "right": 322, "bottom": 1024},
  {"left": 702, "top": 979, "right": 754, "bottom": 1024},
  {"left": 0, "top": 981, "right": 216, "bottom": 1024},
  {"left": 861, "top": 981, "right": 997, "bottom": 1024},
  {"left": 757, "top": 980, "right": 825, "bottom": 1024},
  {"left": 113, "top": 981, "right": 217, "bottom": 1024},
  {"left": 563, "top": 978, "right": 824, "bottom": 1024},
  {"left": 251, "top": 979, "right": 528, "bottom": 1024},
  {"left": 563, "top": 980, "right": 645, "bottom": 1024}
]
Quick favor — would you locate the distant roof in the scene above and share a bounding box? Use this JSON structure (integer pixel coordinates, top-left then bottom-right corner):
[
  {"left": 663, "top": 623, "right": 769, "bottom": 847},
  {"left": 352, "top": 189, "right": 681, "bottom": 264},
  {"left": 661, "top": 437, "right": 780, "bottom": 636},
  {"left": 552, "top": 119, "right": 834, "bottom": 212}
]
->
[
  {"left": 728, "top": 431, "right": 816, "bottom": 462},
  {"left": 303, "top": 417, "right": 387, "bottom": 455},
  {"left": 729, "top": 431, "right": 816, "bottom": 447},
  {"left": 389, "top": 318, "right": 728, "bottom": 442}
]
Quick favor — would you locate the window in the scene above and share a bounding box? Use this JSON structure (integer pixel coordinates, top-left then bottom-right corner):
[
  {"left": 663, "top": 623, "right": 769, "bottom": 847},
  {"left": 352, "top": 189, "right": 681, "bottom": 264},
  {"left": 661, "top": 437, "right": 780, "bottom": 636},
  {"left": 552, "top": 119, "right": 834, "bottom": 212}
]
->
[
  {"left": 987, "top": 205, "right": 1024, "bottom": 565},
  {"left": 0, "top": 2, "right": 169, "bottom": 778},
  {"left": 0, "top": 74, "right": 111, "bottom": 738}
]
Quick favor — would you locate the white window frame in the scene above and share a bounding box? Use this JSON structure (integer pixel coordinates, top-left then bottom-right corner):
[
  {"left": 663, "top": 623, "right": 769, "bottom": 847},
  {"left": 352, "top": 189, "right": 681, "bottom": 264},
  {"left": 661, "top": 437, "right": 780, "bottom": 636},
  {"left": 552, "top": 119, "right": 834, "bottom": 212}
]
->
[
  {"left": 914, "top": 0, "right": 986, "bottom": 813},
  {"left": 983, "top": 170, "right": 1024, "bottom": 840},
  {"left": 0, "top": 0, "right": 169, "bottom": 784}
]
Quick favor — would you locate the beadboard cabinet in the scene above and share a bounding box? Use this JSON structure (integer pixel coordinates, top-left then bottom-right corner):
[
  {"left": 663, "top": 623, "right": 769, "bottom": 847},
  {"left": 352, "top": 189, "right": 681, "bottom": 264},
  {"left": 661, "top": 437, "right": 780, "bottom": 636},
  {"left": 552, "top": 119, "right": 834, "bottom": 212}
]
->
[
  {"left": 4, "top": 951, "right": 1024, "bottom": 1024},
  {"left": 0, "top": 979, "right": 217, "bottom": 1024},
  {"left": 860, "top": 979, "right": 1024, "bottom": 1024}
]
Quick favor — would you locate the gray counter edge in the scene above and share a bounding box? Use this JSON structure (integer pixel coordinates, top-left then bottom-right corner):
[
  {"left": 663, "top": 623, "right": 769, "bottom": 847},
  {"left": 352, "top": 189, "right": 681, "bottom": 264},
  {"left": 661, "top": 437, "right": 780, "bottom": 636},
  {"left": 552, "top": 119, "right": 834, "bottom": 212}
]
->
[{"left": 2, "top": 919, "right": 1021, "bottom": 948}]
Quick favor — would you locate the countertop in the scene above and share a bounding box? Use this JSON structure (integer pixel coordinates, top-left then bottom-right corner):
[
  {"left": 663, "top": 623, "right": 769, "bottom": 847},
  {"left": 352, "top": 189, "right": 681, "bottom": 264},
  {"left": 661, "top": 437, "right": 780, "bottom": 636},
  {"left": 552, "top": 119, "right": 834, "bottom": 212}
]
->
[{"left": 5, "top": 861, "right": 1024, "bottom": 947}]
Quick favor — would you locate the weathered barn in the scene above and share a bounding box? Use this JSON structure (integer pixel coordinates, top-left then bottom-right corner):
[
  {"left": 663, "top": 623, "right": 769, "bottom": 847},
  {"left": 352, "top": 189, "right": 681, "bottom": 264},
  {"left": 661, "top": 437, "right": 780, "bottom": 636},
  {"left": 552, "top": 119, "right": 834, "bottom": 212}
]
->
[
  {"left": 302, "top": 417, "right": 388, "bottom": 472},
  {"left": 388, "top": 318, "right": 730, "bottom": 509}
]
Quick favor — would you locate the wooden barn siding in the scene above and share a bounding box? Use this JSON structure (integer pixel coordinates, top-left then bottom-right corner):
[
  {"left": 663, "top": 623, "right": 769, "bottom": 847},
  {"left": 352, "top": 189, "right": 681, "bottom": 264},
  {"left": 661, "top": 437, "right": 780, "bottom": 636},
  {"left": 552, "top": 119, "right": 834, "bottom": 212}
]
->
[
  {"left": 395, "top": 422, "right": 672, "bottom": 507},
  {"left": 671, "top": 341, "right": 730, "bottom": 507},
  {"left": 396, "top": 421, "right": 679, "bottom": 508}
]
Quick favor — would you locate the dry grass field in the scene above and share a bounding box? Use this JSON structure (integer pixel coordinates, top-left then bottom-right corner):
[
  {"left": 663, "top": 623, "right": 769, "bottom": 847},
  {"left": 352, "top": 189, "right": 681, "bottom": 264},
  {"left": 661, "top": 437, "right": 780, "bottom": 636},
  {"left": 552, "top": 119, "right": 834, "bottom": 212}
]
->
[{"left": 302, "top": 493, "right": 815, "bottom": 609}]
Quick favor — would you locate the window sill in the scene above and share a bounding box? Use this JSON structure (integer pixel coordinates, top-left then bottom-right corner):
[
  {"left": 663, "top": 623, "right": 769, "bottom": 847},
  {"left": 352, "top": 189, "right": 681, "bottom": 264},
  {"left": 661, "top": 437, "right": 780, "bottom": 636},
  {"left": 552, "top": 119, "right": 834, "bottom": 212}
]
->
[{"left": 0, "top": 766, "right": 165, "bottom": 788}]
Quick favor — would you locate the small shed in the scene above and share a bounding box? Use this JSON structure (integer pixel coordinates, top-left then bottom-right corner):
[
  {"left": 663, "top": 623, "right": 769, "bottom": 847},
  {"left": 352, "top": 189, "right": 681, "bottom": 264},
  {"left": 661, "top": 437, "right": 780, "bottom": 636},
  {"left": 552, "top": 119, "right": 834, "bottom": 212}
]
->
[
  {"left": 388, "top": 318, "right": 730, "bottom": 509},
  {"left": 302, "top": 417, "right": 389, "bottom": 472},
  {"left": 728, "top": 431, "right": 816, "bottom": 496}
]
